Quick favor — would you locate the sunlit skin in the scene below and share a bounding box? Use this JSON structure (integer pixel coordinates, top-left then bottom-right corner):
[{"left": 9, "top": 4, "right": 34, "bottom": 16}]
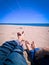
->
[
  {"left": 17, "top": 31, "right": 25, "bottom": 46},
  {"left": 17, "top": 31, "right": 49, "bottom": 52},
  {"left": 25, "top": 40, "right": 49, "bottom": 53},
  {"left": 25, "top": 41, "right": 35, "bottom": 50}
]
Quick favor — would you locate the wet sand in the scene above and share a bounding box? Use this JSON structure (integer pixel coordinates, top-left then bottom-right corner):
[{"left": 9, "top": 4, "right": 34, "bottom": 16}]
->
[{"left": 0, "top": 25, "right": 49, "bottom": 48}]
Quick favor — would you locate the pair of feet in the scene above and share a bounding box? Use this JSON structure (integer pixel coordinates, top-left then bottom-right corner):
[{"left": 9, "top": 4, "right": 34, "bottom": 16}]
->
[
  {"left": 17, "top": 31, "right": 35, "bottom": 50},
  {"left": 25, "top": 41, "right": 35, "bottom": 50}
]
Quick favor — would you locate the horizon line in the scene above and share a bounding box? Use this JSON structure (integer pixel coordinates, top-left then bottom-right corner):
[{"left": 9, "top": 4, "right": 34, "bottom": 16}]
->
[{"left": 0, "top": 23, "right": 49, "bottom": 27}]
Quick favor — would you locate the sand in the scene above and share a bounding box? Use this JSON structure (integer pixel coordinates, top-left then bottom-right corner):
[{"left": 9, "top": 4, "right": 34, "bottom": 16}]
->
[{"left": 0, "top": 25, "right": 49, "bottom": 48}]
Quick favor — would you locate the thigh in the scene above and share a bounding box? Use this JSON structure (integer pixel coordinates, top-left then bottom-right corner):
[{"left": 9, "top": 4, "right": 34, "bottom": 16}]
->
[{"left": 4, "top": 51, "right": 28, "bottom": 65}]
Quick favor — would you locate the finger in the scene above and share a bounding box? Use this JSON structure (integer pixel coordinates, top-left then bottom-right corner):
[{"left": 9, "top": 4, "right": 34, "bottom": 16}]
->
[
  {"left": 31, "top": 41, "right": 34, "bottom": 44},
  {"left": 25, "top": 41, "right": 30, "bottom": 44}
]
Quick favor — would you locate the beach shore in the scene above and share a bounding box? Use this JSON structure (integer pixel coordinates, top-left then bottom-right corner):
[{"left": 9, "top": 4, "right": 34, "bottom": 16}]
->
[{"left": 0, "top": 25, "right": 49, "bottom": 48}]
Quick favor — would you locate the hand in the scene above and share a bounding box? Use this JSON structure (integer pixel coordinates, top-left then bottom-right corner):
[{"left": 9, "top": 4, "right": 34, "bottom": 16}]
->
[{"left": 25, "top": 41, "right": 32, "bottom": 50}]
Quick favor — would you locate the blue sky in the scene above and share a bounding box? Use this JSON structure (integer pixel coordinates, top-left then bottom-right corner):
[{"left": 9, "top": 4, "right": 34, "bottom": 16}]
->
[{"left": 0, "top": 0, "right": 49, "bottom": 23}]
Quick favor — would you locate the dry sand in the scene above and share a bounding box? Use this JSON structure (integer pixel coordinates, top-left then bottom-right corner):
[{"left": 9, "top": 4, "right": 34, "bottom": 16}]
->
[{"left": 0, "top": 25, "right": 49, "bottom": 48}]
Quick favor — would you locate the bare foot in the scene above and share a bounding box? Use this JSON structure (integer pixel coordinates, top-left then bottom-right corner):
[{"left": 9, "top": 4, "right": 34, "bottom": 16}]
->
[
  {"left": 25, "top": 41, "right": 32, "bottom": 50},
  {"left": 31, "top": 41, "right": 35, "bottom": 49},
  {"left": 17, "top": 31, "right": 24, "bottom": 42}
]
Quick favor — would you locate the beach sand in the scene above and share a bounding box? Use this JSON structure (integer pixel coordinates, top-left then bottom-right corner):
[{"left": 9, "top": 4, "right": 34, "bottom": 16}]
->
[
  {"left": 0, "top": 25, "right": 49, "bottom": 65},
  {"left": 0, "top": 25, "right": 49, "bottom": 48}
]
